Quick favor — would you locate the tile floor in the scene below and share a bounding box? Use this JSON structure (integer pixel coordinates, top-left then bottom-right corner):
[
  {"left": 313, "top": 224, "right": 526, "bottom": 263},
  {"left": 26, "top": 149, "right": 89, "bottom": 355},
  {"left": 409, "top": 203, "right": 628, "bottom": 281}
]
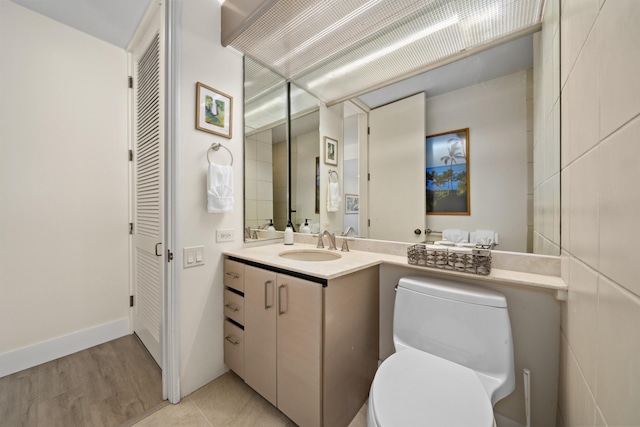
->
[{"left": 133, "top": 371, "right": 368, "bottom": 427}]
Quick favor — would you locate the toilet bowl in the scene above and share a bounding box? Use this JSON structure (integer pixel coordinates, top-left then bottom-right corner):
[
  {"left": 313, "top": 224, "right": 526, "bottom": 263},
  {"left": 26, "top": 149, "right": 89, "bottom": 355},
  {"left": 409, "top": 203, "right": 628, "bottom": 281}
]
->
[
  {"left": 367, "top": 348, "right": 494, "bottom": 427},
  {"left": 367, "top": 276, "right": 515, "bottom": 426}
]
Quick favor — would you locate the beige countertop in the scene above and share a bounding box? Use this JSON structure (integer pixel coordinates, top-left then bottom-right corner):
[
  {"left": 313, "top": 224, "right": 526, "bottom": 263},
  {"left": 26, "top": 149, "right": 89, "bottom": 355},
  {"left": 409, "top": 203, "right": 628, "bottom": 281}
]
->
[{"left": 224, "top": 242, "right": 567, "bottom": 293}]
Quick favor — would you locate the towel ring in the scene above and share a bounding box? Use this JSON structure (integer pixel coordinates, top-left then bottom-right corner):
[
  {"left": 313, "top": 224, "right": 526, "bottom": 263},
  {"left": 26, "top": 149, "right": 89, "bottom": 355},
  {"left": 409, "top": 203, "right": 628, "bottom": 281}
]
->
[
  {"left": 328, "top": 169, "right": 339, "bottom": 182},
  {"left": 207, "top": 142, "right": 233, "bottom": 166}
]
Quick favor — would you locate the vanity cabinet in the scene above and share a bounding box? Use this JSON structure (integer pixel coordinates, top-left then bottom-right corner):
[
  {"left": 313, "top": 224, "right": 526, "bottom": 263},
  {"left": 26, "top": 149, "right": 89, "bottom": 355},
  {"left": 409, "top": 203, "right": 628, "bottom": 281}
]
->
[
  {"left": 244, "top": 266, "right": 322, "bottom": 427},
  {"left": 224, "top": 257, "right": 379, "bottom": 427}
]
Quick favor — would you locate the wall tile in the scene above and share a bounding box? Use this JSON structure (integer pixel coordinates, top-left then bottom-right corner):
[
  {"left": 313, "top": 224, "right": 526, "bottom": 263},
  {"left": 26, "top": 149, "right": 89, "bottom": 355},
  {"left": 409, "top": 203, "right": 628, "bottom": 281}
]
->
[
  {"left": 598, "top": 116, "right": 640, "bottom": 296},
  {"left": 596, "top": 276, "right": 640, "bottom": 426},
  {"left": 566, "top": 258, "right": 599, "bottom": 389},
  {"left": 561, "top": 167, "right": 570, "bottom": 249},
  {"left": 559, "top": 335, "right": 596, "bottom": 427},
  {"left": 567, "top": 148, "right": 599, "bottom": 269},
  {"left": 560, "top": 0, "right": 599, "bottom": 87},
  {"left": 561, "top": 26, "right": 600, "bottom": 165},
  {"left": 598, "top": 0, "right": 640, "bottom": 138}
]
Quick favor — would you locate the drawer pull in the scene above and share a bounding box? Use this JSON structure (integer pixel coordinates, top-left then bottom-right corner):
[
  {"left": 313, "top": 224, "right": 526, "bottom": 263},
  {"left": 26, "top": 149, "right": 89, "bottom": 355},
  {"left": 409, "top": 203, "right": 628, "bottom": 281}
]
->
[
  {"left": 224, "top": 302, "right": 240, "bottom": 312},
  {"left": 225, "top": 272, "right": 240, "bottom": 279},
  {"left": 225, "top": 335, "right": 240, "bottom": 345}
]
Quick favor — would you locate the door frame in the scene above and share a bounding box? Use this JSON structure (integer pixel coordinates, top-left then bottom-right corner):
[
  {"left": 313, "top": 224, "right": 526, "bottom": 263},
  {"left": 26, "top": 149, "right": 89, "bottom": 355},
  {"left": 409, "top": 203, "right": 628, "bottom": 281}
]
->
[{"left": 127, "top": 0, "right": 181, "bottom": 404}]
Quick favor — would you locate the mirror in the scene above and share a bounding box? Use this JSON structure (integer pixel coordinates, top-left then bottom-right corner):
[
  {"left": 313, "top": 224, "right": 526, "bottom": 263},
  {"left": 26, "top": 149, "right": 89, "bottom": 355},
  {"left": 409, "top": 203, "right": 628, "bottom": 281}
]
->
[
  {"left": 244, "top": 58, "right": 320, "bottom": 241},
  {"left": 244, "top": 31, "right": 559, "bottom": 255}
]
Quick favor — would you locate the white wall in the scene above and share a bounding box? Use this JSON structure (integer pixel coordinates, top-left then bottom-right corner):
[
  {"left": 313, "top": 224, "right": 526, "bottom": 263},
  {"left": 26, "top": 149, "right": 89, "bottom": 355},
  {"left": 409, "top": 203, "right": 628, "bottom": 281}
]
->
[
  {"left": 425, "top": 71, "right": 529, "bottom": 252},
  {"left": 293, "top": 130, "right": 320, "bottom": 228},
  {"left": 0, "top": 2, "right": 129, "bottom": 373},
  {"left": 319, "top": 103, "right": 344, "bottom": 234},
  {"left": 245, "top": 129, "right": 273, "bottom": 230},
  {"left": 177, "top": 0, "right": 244, "bottom": 396},
  {"left": 559, "top": 1, "right": 640, "bottom": 426}
]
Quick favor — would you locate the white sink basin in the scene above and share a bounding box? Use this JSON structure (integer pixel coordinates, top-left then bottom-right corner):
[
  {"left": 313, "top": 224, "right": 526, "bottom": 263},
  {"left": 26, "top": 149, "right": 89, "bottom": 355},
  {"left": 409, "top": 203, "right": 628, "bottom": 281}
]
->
[{"left": 279, "top": 249, "right": 342, "bottom": 262}]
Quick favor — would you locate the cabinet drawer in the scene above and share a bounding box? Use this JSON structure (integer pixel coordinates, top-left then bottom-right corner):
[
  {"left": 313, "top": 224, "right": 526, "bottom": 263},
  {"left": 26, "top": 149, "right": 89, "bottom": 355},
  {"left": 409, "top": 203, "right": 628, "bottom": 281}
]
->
[
  {"left": 224, "top": 320, "right": 244, "bottom": 379},
  {"left": 224, "top": 259, "right": 245, "bottom": 292},
  {"left": 224, "top": 289, "right": 244, "bottom": 325}
]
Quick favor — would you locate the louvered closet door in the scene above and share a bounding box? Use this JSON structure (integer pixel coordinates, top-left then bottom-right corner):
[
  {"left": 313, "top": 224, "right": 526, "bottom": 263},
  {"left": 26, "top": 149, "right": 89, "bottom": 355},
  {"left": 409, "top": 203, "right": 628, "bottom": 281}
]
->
[{"left": 132, "top": 29, "right": 163, "bottom": 366}]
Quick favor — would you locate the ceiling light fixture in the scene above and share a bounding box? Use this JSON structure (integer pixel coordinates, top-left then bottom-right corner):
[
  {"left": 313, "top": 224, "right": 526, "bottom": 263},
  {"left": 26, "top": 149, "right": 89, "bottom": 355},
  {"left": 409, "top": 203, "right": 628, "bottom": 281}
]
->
[{"left": 308, "top": 15, "right": 459, "bottom": 89}]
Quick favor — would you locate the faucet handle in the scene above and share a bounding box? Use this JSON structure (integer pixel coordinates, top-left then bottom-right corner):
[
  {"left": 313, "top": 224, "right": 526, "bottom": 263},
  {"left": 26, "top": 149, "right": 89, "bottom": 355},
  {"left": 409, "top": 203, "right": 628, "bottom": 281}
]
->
[
  {"left": 341, "top": 237, "right": 354, "bottom": 252},
  {"left": 314, "top": 234, "right": 324, "bottom": 248}
]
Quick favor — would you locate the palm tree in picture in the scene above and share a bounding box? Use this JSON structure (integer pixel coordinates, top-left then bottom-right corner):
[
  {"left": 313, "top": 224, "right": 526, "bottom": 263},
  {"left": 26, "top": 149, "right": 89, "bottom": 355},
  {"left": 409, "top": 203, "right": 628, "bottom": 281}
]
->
[{"left": 440, "top": 137, "right": 466, "bottom": 192}]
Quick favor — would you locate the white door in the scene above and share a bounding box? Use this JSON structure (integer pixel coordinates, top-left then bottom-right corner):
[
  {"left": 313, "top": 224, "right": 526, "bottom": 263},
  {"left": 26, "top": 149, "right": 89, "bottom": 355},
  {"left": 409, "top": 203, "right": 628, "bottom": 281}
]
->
[
  {"left": 368, "top": 93, "right": 425, "bottom": 242},
  {"left": 130, "top": 17, "right": 163, "bottom": 365}
]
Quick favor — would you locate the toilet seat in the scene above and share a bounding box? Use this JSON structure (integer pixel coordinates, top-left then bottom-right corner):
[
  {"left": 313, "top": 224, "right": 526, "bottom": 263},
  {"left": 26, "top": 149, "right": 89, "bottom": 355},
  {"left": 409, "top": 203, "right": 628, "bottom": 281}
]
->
[{"left": 369, "top": 348, "right": 494, "bottom": 427}]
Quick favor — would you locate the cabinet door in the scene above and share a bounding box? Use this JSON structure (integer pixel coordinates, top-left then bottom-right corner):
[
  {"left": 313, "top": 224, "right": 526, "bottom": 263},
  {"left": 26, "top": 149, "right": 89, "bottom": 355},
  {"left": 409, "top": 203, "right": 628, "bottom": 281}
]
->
[
  {"left": 276, "top": 274, "right": 322, "bottom": 427},
  {"left": 244, "top": 266, "right": 277, "bottom": 406}
]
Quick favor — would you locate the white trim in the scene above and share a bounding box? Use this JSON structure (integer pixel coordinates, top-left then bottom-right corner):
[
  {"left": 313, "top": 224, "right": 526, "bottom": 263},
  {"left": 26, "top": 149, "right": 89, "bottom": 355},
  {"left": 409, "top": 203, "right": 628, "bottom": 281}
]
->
[
  {"left": 0, "top": 318, "right": 129, "bottom": 378},
  {"left": 164, "top": 0, "right": 181, "bottom": 404}
]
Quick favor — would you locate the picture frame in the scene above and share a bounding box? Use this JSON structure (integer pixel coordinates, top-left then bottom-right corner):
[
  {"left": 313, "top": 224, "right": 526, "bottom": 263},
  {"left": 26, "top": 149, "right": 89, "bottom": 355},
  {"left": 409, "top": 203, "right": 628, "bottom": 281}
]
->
[
  {"left": 323, "top": 136, "right": 338, "bottom": 166},
  {"left": 426, "top": 128, "right": 470, "bottom": 215},
  {"left": 196, "top": 82, "right": 233, "bottom": 139},
  {"left": 345, "top": 194, "right": 359, "bottom": 214}
]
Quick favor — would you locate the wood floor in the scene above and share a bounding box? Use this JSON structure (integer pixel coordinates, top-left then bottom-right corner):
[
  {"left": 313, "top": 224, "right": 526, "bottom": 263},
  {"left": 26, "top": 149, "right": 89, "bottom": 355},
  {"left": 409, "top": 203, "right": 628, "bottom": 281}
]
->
[{"left": 0, "top": 334, "right": 164, "bottom": 427}]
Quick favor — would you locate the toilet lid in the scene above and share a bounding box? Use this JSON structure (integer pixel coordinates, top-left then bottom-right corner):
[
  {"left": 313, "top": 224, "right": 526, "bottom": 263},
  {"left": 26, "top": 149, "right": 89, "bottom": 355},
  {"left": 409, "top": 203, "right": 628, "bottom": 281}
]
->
[{"left": 370, "top": 349, "right": 494, "bottom": 427}]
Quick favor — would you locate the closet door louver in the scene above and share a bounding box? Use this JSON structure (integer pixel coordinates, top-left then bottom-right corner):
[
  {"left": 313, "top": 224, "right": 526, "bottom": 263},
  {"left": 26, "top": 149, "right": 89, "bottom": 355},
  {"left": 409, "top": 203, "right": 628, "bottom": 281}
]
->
[{"left": 132, "top": 32, "right": 163, "bottom": 366}]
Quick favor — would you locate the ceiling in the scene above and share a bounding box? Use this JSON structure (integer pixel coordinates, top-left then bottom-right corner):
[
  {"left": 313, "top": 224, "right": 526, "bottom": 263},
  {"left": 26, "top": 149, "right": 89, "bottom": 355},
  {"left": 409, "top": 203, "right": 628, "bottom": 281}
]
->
[{"left": 10, "top": 0, "right": 151, "bottom": 49}]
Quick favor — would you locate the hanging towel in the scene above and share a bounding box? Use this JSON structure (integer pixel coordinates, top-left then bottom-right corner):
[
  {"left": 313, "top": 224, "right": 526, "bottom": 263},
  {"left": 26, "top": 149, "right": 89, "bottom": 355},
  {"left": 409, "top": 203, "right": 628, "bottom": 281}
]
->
[
  {"left": 327, "top": 181, "right": 342, "bottom": 212},
  {"left": 207, "top": 164, "right": 233, "bottom": 213}
]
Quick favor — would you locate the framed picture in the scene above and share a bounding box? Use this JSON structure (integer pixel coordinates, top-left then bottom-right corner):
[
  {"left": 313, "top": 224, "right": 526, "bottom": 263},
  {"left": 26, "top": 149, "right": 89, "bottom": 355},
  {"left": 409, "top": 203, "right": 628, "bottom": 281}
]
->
[
  {"left": 345, "top": 194, "right": 359, "bottom": 214},
  {"left": 426, "top": 128, "right": 470, "bottom": 215},
  {"left": 324, "top": 136, "right": 338, "bottom": 166},
  {"left": 196, "top": 82, "right": 233, "bottom": 139}
]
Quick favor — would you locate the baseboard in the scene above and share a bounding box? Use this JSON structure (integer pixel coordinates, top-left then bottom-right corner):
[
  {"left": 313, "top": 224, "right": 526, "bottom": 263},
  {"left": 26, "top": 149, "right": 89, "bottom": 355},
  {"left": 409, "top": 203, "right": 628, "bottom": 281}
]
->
[
  {"left": 0, "top": 317, "right": 129, "bottom": 378},
  {"left": 495, "top": 413, "right": 526, "bottom": 427}
]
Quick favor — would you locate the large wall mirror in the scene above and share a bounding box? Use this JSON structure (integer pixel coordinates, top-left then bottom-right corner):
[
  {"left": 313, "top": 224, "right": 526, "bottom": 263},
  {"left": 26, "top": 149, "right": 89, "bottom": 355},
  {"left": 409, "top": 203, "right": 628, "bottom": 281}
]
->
[{"left": 242, "top": 2, "right": 559, "bottom": 256}]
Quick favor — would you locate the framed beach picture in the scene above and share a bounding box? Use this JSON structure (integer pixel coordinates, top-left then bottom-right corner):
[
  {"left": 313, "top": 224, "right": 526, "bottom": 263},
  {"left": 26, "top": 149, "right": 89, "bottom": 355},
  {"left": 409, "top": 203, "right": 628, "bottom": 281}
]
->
[
  {"left": 196, "top": 82, "right": 233, "bottom": 139},
  {"left": 426, "top": 128, "right": 470, "bottom": 215},
  {"left": 345, "top": 194, "right": 359, "bottom": 214},
  {"left": 324, "top": 136, "right": 338, "bottom": 166}
]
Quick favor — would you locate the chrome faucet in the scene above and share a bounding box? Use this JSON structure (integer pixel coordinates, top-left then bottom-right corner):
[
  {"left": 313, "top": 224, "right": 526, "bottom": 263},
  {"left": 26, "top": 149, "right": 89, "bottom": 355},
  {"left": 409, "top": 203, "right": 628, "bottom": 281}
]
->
[
  {"left": 316, "top": 229, "right": 337, "bottom": 250},
  {"left": 341, "top": 226, "right": 355, "bottom": 237}
]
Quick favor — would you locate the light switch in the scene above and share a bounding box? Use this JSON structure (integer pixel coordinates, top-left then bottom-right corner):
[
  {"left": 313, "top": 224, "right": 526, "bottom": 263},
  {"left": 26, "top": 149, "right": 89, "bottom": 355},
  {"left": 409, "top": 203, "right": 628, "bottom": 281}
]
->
[{"left": 183, "top": 246, "right": 204, "bottom": 268}]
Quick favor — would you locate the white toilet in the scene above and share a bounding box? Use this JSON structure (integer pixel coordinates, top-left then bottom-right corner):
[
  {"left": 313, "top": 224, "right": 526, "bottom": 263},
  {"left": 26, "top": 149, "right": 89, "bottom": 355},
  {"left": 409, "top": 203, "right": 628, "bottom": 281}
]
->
[{"left": 367, "top": 276, "right": 515, "bottom": 426}]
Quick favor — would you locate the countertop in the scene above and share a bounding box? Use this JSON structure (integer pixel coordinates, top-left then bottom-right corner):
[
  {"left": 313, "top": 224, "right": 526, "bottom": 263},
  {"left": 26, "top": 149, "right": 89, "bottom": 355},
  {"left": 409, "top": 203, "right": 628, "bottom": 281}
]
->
[{"left": 223, "top": 243, "right": 567, "bottom": 293}]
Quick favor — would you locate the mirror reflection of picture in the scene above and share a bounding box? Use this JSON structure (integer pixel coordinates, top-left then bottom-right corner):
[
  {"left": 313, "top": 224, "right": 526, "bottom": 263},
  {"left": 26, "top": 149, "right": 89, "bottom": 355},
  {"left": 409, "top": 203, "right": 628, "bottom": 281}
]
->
[
  {"left": 345, "top": 194, "right": 359, "bottom": 214},
  {"left": 324, "top": 136, "right": 338, "bottom": 165},
  {"left": 426, "top": 128, "right": 470, "bottom": 215}
]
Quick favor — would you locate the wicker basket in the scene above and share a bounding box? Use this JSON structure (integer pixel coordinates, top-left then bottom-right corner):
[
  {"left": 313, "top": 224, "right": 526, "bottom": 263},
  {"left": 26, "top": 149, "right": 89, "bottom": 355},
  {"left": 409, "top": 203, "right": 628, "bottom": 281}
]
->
[{"left": 407, "top": 244, "right": 491, "bottom": 275}]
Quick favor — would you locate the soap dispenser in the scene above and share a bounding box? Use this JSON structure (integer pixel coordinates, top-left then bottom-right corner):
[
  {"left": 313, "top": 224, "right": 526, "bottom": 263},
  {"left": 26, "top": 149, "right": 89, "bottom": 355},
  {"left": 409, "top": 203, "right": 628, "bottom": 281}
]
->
[
  {"left": 266, "top": 219, "right": 276, "bottom": 239},
  {"left": 301, "top": 219, "right": 311, "bottom": 234},
  {"left": 284, "top": 220, "right": 294, "bottom": 245}
]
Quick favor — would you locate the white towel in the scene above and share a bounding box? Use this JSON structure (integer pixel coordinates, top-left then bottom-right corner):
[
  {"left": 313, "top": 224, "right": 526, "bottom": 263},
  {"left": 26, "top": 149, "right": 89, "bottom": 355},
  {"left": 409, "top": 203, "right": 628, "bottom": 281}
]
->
[
  {"left": 442, "top": 229, "right": 469, "bottom": 243},
  {"left": 475, "top": 229, "right": 495, "bottom": 245},
  {"left": 207, "top": 164, "right": 233, "bottom": 213},
  {"left": 326, "top": 181, "right": 341, "bottom": 212}
]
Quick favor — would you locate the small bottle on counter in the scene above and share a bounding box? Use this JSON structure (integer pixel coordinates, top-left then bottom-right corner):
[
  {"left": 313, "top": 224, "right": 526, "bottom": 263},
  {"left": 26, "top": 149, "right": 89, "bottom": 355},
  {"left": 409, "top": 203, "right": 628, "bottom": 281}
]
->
[{"left": 284, "top": 220, "right": 294, "bottom": 245}]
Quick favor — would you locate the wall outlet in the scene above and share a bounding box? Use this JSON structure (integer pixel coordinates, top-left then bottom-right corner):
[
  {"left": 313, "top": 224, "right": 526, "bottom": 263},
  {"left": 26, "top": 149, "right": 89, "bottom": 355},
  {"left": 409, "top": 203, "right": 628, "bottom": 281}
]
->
[{"left": 216, "top": 229, "right": 234, "bottom": 242}]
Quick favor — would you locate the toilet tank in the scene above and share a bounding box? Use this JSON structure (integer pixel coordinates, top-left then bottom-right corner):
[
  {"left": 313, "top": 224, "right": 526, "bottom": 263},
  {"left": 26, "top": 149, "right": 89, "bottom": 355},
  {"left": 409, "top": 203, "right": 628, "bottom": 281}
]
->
[{"left": 393, "top": 276, "right": 515, "bottom": 404}]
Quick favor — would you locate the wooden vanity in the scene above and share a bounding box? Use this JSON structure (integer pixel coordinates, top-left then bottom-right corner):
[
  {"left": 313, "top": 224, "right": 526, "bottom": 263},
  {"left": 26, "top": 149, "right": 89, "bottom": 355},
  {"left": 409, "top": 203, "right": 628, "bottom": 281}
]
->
[{"left": 223, "top": 257, "right": 379, "bottom": 427}]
